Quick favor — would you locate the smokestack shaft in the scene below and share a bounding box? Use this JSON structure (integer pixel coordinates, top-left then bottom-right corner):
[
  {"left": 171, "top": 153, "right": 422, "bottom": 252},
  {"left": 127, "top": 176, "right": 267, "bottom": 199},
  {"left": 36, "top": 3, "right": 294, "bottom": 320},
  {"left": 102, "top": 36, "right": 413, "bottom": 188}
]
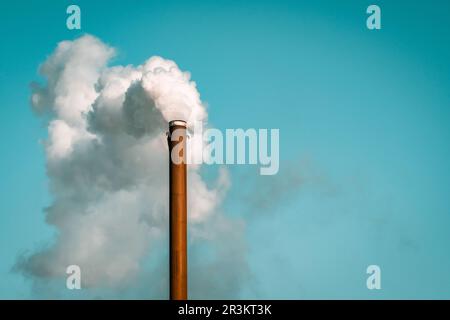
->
[{"left": 168, "top": 120, "right": 188, "bottom": 300}]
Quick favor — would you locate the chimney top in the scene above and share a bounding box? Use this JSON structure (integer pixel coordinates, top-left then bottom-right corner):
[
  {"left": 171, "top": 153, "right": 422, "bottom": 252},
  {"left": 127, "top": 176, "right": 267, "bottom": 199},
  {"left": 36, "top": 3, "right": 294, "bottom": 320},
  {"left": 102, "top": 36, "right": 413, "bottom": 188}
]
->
[{"left": 169, "top": 120, "right": 187, "bottom": 127}]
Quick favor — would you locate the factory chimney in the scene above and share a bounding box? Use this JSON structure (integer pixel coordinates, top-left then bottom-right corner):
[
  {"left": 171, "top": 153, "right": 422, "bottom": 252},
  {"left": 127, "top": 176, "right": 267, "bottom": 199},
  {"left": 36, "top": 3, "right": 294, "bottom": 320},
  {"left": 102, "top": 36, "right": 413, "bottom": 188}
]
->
[{"left": 167, "top": 120, "right": 188, "bottom": 300}]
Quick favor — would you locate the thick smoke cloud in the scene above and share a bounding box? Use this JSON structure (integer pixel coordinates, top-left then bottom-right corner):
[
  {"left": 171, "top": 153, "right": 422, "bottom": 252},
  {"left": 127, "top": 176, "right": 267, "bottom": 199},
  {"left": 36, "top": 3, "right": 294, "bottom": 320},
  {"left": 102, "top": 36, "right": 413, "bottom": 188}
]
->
[{"left": 16, "top": 35, "right": 247, "bottom": 298}]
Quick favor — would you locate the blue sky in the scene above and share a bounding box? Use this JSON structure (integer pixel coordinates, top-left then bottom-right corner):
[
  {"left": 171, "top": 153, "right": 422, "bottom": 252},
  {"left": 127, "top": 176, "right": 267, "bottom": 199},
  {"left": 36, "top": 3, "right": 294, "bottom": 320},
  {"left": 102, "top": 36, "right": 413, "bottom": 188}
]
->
[{"left": 1, "top": 0, "right": 450, "bottom": 299}]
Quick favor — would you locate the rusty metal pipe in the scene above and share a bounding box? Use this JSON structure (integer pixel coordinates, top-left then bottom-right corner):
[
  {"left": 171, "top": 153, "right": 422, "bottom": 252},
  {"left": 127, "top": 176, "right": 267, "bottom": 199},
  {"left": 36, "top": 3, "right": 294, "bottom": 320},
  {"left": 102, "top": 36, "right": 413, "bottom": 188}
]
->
[{"left": 168, "top": 120, "right": 188, "bottom": 300}]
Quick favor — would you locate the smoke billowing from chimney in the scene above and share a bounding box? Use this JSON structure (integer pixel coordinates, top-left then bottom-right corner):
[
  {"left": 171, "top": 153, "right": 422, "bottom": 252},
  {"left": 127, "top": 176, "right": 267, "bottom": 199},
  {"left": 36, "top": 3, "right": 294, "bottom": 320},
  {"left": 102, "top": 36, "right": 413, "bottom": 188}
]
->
[{"left": 16, "top": 35, "right": 248, "bottom": 298}]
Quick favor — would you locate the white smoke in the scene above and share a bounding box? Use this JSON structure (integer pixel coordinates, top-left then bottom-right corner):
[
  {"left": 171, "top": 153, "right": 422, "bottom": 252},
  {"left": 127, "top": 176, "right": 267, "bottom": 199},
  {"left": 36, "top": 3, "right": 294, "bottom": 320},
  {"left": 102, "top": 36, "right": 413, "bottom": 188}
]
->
[{"left": 17, "top": 35, "right": 247, "bottom": 297}]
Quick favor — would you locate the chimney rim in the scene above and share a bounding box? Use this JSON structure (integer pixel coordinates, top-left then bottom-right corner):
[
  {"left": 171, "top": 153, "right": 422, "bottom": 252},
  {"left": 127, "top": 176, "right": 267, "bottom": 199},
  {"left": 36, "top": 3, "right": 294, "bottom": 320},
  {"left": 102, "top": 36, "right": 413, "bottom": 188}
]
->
[{"left": 169, "top": 120, "right": 187, "bottom": 127}]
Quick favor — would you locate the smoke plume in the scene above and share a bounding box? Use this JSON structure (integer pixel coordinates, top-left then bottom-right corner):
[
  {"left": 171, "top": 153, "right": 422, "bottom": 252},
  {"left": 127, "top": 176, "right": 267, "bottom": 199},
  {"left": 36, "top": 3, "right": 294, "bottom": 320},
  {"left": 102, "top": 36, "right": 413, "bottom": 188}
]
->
[{"left": 16, "top": 35, "right": 247, "bottom": 298}]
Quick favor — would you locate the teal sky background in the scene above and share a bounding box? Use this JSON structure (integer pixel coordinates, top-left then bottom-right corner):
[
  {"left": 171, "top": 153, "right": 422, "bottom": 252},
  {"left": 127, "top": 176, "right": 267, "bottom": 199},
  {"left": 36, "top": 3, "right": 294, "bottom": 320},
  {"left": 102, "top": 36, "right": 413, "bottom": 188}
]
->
[{"left": 1, "top": 0, "right": 450, "bottom": 299}]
